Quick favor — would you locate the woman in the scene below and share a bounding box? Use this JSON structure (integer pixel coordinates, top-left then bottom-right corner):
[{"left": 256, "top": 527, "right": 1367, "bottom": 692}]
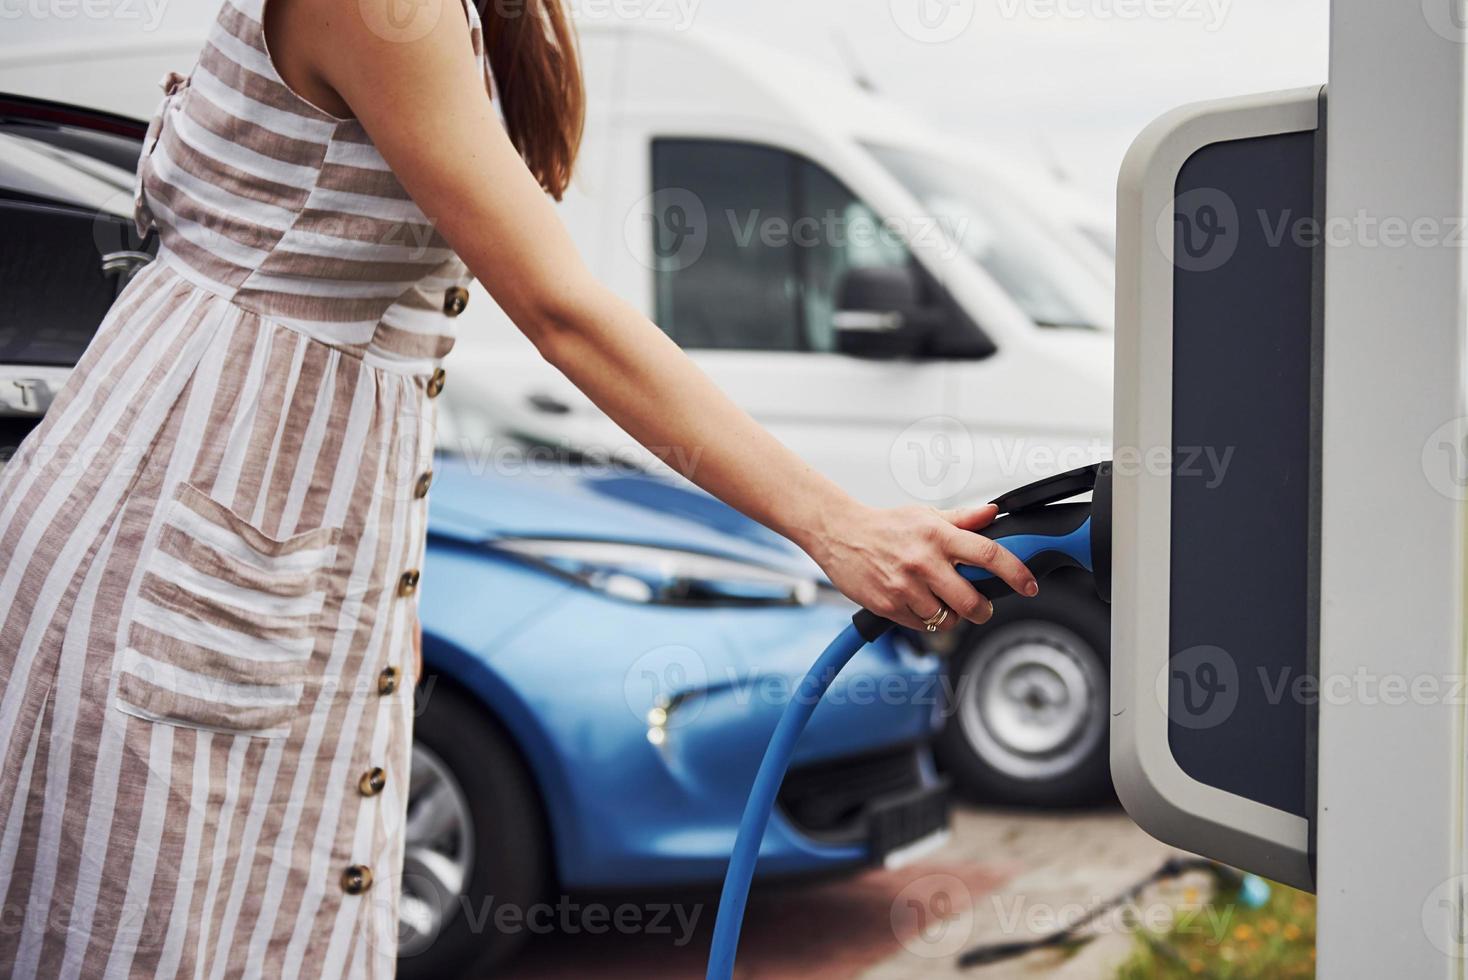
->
[{"left": 0, "top": 0, "right": 1038, "bottom": 974}]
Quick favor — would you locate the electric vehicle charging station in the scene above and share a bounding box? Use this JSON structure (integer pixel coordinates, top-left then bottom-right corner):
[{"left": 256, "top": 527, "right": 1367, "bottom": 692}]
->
[
  {"left": 1110, "top": 0, "right": 1468, "bottom": 971},
  {"left": 1110, "top": 86, "right": 1326, "bottom": 893}
]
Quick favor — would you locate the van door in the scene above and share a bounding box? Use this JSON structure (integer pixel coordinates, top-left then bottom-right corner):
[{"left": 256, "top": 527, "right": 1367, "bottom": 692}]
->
[{"left": 646, "top": 138, "right": 962, "bottom": 506}]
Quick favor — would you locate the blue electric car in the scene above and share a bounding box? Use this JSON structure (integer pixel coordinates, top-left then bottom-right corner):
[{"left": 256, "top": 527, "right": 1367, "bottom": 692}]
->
[{"left": 0, "top": 93, "right": 950, "bottom": 978}]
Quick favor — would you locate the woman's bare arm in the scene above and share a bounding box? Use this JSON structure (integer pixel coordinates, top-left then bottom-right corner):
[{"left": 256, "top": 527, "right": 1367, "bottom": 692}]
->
[{"left": 282, "top": 0, "right": 1037, "bottom": 629}]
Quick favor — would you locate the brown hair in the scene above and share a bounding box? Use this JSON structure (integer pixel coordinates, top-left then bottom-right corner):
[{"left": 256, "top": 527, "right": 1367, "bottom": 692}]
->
[{"left": 479, "top": 0, "right": 585, "bottom": 200}]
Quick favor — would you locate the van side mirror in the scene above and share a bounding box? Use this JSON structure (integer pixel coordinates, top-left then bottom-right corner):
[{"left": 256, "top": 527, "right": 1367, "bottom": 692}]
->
[{"left": 832, "top": 265, "right": 937, "bottom": 358}]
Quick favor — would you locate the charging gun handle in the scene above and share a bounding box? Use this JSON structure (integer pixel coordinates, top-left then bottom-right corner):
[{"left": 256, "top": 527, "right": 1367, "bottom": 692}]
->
[{"left": 851, "top": 502, "right": 1095, "bottom": 642}]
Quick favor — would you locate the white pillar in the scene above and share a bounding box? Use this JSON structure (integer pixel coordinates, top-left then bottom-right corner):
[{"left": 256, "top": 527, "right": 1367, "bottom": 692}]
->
[{"left": 1317, "top": 1, "right": 1468, "bottom": 975}]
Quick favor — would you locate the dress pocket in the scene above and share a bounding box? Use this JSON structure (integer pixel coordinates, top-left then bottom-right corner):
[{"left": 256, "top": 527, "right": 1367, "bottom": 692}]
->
[{"left": 114, "top": 482, "right": 341, "bottom": 738}]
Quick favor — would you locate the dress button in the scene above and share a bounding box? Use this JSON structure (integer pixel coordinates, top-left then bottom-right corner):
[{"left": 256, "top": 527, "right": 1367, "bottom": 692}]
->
[
  {"left": 378, "top": 666, "right": 400, "bottom": 696},
  {"left": 398, "top": 569, "right": 420, "bottom": 597},
  {"left": 359, "top": 767, "right": 387, "bottom": 797},
  {"left": 341, "top": 865, "right": 373, "bottom": 895},
  {"left": 426, "top": 368, "right": 446, "bottom": 399},
  {"left": 414, "top": 470, "right": 433, "bottom": 499},
  {"left": 443, "top": 286, "right": 469, "bottom": 317}
]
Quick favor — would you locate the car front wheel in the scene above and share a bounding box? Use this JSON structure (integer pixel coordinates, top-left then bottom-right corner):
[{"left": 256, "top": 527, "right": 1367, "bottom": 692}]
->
[
  {"left": 397, "top": 682, "right": 548, "bottom": 978},
  {"left": 936, "top": 578, "right": 1112, "bottom": 807}
]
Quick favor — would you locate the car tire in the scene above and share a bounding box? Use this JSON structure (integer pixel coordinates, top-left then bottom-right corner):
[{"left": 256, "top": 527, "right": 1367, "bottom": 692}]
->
[
  {"left": 397, "top": 681, "right": 548, "bottom": 979},
  {"left": 936, "top": 574, "right": 1112, "bottom": 807}
]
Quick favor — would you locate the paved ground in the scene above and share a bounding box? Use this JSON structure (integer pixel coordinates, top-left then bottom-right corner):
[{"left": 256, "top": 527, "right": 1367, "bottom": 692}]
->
[{"left": 499, "top": 803, "right": 1200, "bottom": 979}]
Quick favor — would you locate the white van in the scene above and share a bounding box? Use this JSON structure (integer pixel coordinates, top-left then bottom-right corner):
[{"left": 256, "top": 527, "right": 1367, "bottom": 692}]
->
[{"left": 0, "top": 15, "right": 1117, "bottom": 805}]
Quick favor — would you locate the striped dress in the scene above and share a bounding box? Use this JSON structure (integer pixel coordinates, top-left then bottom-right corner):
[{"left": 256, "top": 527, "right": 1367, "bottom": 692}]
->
[{"left": 0, "top": 0, "right": 492, "bottom": 975}]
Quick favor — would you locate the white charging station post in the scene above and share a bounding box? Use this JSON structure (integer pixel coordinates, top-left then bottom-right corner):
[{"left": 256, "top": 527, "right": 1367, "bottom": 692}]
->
[
  {"left": 1317, "top": 0, "right": 1468, "bottom": 975},
  {"left": 1113, "top": 2, "right": 1468, "bottom": 970}
]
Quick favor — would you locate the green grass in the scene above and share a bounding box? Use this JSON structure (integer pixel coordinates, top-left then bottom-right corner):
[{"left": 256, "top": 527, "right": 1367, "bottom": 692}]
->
[{"left": 1113, "top": 880, "right": 1316, "bottom": 979}]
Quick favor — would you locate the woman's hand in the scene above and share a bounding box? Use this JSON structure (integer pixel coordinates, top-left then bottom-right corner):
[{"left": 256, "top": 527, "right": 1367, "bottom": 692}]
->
[{"left": 802, "top": 502, "right": 1039, "bottom": 632}]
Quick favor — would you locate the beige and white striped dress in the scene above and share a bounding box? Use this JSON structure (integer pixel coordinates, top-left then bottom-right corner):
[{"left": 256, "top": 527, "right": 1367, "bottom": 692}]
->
[{"left": 0, "top": 0, "right": 491, "bottom": 974}]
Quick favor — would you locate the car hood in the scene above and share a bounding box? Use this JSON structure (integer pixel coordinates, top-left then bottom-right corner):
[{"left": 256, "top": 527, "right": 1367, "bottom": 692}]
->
[{"left": 428, "top": 455, "right": 821, "bottom": 576}]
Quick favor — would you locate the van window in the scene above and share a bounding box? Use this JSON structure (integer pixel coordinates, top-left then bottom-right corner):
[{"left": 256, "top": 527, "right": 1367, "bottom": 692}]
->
[
  {"left": 650, "top": 139, "right": 910, "bottom": 353},
  {"left": 865, "top": 143, "right": 1109, "bottom": 331}
]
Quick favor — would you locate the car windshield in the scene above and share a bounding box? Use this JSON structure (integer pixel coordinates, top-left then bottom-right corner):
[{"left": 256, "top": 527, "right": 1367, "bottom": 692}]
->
[
  {"left": 865, "top": 143, "right": 1111, "bottom": 331},
  {"left": 0, "top": 132, "right": 135, "bottom": 214},
  {"left": 0, "top": 105, "right": 149, "bottom": 371}
]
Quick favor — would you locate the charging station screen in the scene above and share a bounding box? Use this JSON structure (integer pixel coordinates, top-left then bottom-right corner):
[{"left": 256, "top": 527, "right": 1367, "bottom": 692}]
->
[{"left": 1167, "top": 129, "right": 1318, "bottom": 819}]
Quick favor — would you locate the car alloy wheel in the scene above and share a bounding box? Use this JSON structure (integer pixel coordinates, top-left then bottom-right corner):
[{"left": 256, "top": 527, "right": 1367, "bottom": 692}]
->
[
  {"left": 398, "top": 682, "right": 546, "bottom": 978},
  {"left": 399, "top": 742, "right": 476, "bottom": 958},
  {"left": 935, "top": 577, "right": 1113, "bottom": 807},
  {"left": 958, "top": 620, "right": 1107, "bottom": 783}
]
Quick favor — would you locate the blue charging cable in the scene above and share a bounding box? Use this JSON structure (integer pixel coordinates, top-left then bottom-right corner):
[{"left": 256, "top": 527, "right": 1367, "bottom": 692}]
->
[
  {"left": 704, "top": 622, "right": 869, "bottom": 980},
  {"left": 704, "top": 491, "right": 1101, "bottom": 980}
]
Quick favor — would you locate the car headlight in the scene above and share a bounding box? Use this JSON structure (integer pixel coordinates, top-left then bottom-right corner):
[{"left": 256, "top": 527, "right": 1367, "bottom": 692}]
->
[{"left": 491, "top": 538, "right": 841, "bottom": 608}]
